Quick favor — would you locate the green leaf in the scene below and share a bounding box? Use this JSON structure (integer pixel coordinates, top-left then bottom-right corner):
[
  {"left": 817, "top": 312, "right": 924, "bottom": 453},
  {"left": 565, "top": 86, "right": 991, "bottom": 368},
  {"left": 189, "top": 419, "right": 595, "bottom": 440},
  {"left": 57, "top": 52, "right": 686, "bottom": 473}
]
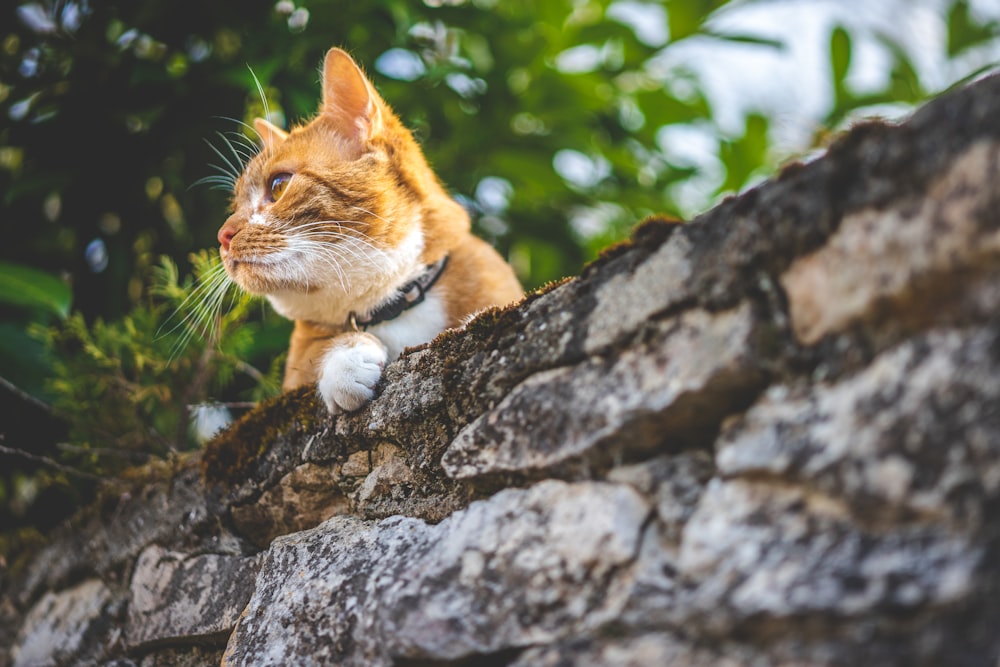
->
[
  {"left": 878, "top": 34, "right": 927, "bottom": 103},
  {"left": 0, "top": 262, "right": 72, "bottom": 319},
  {"left": 716, "top": 112, "right": 770, "bottom": 195},
  {"left": 0, "top": 321, "right": 53, "bottom": 399},
  {"left": 636, "top": 89, "right": 710, "bottom": 127},
  {"left": 947, "top": 0, "right": 999, "bottom": 58},
  {"left": 830, "top": 26, "right": 852, "bottom": 102},
  {"left": 703, "top": 31, "right": 785, "bottom": 50},
  {"left": 667, "top": 0, "right": 733, "bottom": 42}
]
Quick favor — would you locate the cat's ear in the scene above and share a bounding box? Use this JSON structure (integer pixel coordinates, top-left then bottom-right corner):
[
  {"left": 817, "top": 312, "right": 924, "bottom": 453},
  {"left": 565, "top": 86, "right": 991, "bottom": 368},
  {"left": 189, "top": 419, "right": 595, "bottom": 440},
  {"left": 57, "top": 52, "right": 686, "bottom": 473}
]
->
[
  {"left": 320, "top": 47, "right": 383, "bottom": 148},
  {"left": 254, "top": 118, "right": 288, "bottom": 151}
]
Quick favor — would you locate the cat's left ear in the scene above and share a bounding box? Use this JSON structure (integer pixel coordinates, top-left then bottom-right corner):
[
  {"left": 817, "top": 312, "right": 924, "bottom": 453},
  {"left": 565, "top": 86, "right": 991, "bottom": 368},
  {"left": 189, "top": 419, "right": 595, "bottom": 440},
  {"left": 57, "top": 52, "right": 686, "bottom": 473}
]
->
[
  {"left": 254, "top": 118, "right": 289, "bottom": 151},
  {"left": 320, "top": 48, "right": 383, "bottom": 148}
]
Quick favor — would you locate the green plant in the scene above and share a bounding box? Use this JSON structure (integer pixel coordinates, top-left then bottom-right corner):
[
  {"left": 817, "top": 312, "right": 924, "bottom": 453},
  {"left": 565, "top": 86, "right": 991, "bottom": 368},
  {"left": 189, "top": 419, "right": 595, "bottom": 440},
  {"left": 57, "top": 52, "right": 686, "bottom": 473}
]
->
[{"left": 34, "top": 251, "right": 285, "bottom": 466}]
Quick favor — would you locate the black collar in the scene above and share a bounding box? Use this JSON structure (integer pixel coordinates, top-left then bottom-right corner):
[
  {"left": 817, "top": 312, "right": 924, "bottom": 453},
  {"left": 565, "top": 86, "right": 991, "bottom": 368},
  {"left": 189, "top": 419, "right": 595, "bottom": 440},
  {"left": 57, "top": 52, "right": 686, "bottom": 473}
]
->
[{"left": 349, "top": 255, "right": 449, "bottom": 330}]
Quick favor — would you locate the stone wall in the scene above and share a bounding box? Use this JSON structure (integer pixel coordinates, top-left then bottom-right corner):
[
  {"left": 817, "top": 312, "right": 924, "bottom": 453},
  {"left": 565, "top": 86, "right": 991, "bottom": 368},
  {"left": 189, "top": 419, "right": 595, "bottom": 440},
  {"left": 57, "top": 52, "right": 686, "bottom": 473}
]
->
[{"left": 5, "top": 71, "right": 1000, "bottom": 666}]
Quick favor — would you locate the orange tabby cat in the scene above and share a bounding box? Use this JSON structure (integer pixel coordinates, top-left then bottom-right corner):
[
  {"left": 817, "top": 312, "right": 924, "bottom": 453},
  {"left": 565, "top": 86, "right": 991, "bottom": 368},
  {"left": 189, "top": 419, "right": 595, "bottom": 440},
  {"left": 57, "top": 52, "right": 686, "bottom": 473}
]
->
[{"left": 216, "top": 47, "right": 522, "bottom": 413}]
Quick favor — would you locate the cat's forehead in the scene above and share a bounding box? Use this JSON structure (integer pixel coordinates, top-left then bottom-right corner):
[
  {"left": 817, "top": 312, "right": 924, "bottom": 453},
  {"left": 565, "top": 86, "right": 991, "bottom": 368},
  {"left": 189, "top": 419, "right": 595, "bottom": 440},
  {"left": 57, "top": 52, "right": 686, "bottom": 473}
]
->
[
  {"left": 251, "top": 125, "right": 348, "bottom": 170},
  {"left": 286, "top": 119, "right": 368, "bottom": 162}
]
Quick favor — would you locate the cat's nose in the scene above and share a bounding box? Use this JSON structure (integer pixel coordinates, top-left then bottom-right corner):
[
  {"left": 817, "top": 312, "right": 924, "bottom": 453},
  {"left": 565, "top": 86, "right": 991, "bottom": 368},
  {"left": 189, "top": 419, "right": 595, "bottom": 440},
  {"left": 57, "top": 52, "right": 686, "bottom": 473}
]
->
[{"left": 218, "top": 225, "right": 237, "bottom": 250}]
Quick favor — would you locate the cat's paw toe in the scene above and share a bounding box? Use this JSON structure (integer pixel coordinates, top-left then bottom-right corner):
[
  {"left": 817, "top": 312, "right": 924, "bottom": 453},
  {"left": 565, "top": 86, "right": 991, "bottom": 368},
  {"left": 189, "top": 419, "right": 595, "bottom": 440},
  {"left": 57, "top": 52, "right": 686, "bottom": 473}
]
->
[{"left": 317, "top": 334, "right": 388, "bottom": 414}]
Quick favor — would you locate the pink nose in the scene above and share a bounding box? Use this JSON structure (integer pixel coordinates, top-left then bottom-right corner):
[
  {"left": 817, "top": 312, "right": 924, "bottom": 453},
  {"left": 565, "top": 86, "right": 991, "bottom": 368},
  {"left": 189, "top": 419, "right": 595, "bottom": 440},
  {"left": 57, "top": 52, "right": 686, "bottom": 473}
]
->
[{"left": 218, "top": 225, "right": 236, "bottom": 250}]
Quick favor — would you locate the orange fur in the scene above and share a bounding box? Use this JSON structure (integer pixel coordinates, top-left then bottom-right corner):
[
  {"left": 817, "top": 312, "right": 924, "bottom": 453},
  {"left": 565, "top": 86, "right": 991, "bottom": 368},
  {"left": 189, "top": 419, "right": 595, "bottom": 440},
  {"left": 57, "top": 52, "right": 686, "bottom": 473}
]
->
[{"left": 217, "top": 48, "right": 522, "bottom": 408}]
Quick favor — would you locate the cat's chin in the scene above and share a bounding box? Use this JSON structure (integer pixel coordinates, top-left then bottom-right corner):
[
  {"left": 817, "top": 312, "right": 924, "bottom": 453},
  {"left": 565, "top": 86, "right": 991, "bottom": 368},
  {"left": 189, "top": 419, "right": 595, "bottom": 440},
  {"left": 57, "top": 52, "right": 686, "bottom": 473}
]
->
[
  {"left": 266, "top": 285, "right": 357, "bottom": 328},
  {"left": 224, "top": 259, "right": 320, "bottom": 297}
]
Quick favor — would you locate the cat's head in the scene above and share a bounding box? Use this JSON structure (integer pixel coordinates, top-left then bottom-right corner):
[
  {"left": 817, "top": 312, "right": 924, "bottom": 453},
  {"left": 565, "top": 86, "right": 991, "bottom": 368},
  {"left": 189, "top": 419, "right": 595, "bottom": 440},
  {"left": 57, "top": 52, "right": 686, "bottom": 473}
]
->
[{"left": 216, "top": 48, "right": 467, "bottom": 308}]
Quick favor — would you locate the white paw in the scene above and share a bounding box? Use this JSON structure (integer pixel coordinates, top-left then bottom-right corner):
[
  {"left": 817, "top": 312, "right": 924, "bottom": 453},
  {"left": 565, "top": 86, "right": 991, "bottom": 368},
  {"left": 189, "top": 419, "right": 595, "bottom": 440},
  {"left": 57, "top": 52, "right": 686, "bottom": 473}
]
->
[{"left": 317, "top": 334, "right": 388, "bottom": 414}]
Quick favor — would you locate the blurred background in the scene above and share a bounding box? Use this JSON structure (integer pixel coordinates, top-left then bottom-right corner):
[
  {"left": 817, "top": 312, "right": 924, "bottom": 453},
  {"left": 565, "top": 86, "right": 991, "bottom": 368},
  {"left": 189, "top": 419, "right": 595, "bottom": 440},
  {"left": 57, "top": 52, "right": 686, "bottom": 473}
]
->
[{"left": 0, "top": 0, "right": 998, "bottom": 540}]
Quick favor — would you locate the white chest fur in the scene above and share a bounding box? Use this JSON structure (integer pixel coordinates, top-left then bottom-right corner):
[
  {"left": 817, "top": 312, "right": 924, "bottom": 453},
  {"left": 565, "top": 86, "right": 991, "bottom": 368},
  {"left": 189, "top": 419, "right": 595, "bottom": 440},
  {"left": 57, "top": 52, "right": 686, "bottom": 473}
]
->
[
  {"left": 367, "top": 288, "right": 449, "bottom": 360},
  {"left": 264, "top": 223, "right": 427, "bottom": 327}
]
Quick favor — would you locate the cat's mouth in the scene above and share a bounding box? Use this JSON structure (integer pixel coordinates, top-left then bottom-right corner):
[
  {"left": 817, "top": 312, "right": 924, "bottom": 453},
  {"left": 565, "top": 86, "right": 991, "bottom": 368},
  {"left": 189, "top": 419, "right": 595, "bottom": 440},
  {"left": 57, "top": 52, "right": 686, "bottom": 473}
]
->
[
  {"left": 220, "top": 254, "right": 261, "bottom": 277},
  {"left": 220, "top": 246, "right": 281, "bottom": 269},
  {"left": 221, "top": 250, "right": 272, "bottom": 285}
]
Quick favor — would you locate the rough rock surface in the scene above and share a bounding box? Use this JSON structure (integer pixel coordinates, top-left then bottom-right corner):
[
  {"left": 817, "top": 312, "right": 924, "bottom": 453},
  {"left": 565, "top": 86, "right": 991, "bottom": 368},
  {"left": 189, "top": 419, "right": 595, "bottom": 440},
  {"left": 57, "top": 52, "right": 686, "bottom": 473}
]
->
[{"left": 5, "top": 73, "right": 1000, "bottom": 666}]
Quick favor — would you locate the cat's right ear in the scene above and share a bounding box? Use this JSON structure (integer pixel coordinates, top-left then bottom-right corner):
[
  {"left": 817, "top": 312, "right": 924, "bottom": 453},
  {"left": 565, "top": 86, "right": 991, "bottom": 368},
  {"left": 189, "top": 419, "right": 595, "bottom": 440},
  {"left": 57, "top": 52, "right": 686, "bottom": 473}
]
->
[
  {"left": 254, "top": 118, "right": 289, "bottom": 151},
  {"left": 320, "top": 47, "right": 383, "bottom": 150}
]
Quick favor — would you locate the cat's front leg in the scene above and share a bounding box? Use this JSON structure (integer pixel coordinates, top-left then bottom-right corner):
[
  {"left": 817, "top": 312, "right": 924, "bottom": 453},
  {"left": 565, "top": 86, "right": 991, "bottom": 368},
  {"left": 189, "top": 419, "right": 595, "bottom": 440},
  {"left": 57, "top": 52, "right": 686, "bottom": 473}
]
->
[{"left": 317, "top": 332, "right": 388, "bottom": 414}]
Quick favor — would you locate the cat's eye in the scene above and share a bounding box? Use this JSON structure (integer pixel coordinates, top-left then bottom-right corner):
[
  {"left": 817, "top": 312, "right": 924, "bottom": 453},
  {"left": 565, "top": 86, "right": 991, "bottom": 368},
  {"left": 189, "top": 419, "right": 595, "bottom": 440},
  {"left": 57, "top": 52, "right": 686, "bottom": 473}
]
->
[{"left": 268, "top": 173, "right": 292, "bottom": 201}]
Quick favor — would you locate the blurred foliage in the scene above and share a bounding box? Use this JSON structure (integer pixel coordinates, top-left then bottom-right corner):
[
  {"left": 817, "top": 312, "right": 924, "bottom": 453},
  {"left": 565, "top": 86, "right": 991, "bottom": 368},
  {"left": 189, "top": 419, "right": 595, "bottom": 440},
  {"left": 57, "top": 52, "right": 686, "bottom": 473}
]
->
[
  {"left": 0, "top": 0, "right": 998, "bottom": 535},
  {"left": 36, "top": 251, "right": 282, "bottom": 457}
]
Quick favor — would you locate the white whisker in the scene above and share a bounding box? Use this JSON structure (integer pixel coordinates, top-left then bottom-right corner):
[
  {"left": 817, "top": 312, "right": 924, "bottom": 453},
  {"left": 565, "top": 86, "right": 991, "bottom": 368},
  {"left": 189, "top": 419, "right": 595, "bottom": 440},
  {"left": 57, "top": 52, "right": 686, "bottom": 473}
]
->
[
  {"left": 284, "top": 237, "right": 351, "bottom": 291},
  {"left": 223, "top": 131, "right": 258, "bottom": 163},
  {"left": 202, "top": 138, "right": 242, "bottom": 187},
  {"left": 213, "top": 115, "right": 260, "bottom": 139},
  {"left": 286, "top": 228, "right": 389, "bottom": 271},
  {"left": 247, "top": 66, "right": 274, "bottom": 155},
  {"left": 282, "top": 219, "right": 389, "bottom": 250},
  {"left": 191, "top": 174, "right": 236, "bottom": 191},
  {"left": 157, "top": 261, "right": 238, "bottom": 362},
  {"left": 215, "top": 131, "right": 251, "bottom": 174},
  {"left": 350, "top": 205, "right": 391, "bottom": 226}
]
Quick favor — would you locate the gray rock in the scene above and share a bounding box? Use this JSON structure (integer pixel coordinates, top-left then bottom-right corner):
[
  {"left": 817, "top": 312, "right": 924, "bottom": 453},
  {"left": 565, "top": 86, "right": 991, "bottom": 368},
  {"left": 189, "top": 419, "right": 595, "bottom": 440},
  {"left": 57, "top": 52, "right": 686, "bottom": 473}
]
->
[
  {"left": 510, "top": 633, "right": 761, "bottom": 667},
  {"left": 717, "top": 326, "right": 1000, "bottom": 527},
  {"left": 230, "top": 462, "right": 350, "bottom": 547},
  {"left": 680, "top": 479, "right": 979, "bottom": 622},
  {"left": 585, "top": 227, "right": 693, "bottom": 353},
  {"left": 138, "top": 646, "right": 224, "bottom": 667},
  {"left": 608, "top": 450, "right": 714, "bottom": 542},
  {"left": 224, "top": 480, "right": 650, "bottom": 665},
  {"left": 781, "top": 141, "right": 1000, "bottom": 344},
  {"left": 443, "top": 304, "right": 764, "bottom": 479},
  {"left": 126, "top": 544, "right": 259, "bottom": 648},
  {"left": 12, "top": 579, "right": 116, "bottom": 667},
  {"left": 13, "top": 463, "right": 218, "bottom": 608}
]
